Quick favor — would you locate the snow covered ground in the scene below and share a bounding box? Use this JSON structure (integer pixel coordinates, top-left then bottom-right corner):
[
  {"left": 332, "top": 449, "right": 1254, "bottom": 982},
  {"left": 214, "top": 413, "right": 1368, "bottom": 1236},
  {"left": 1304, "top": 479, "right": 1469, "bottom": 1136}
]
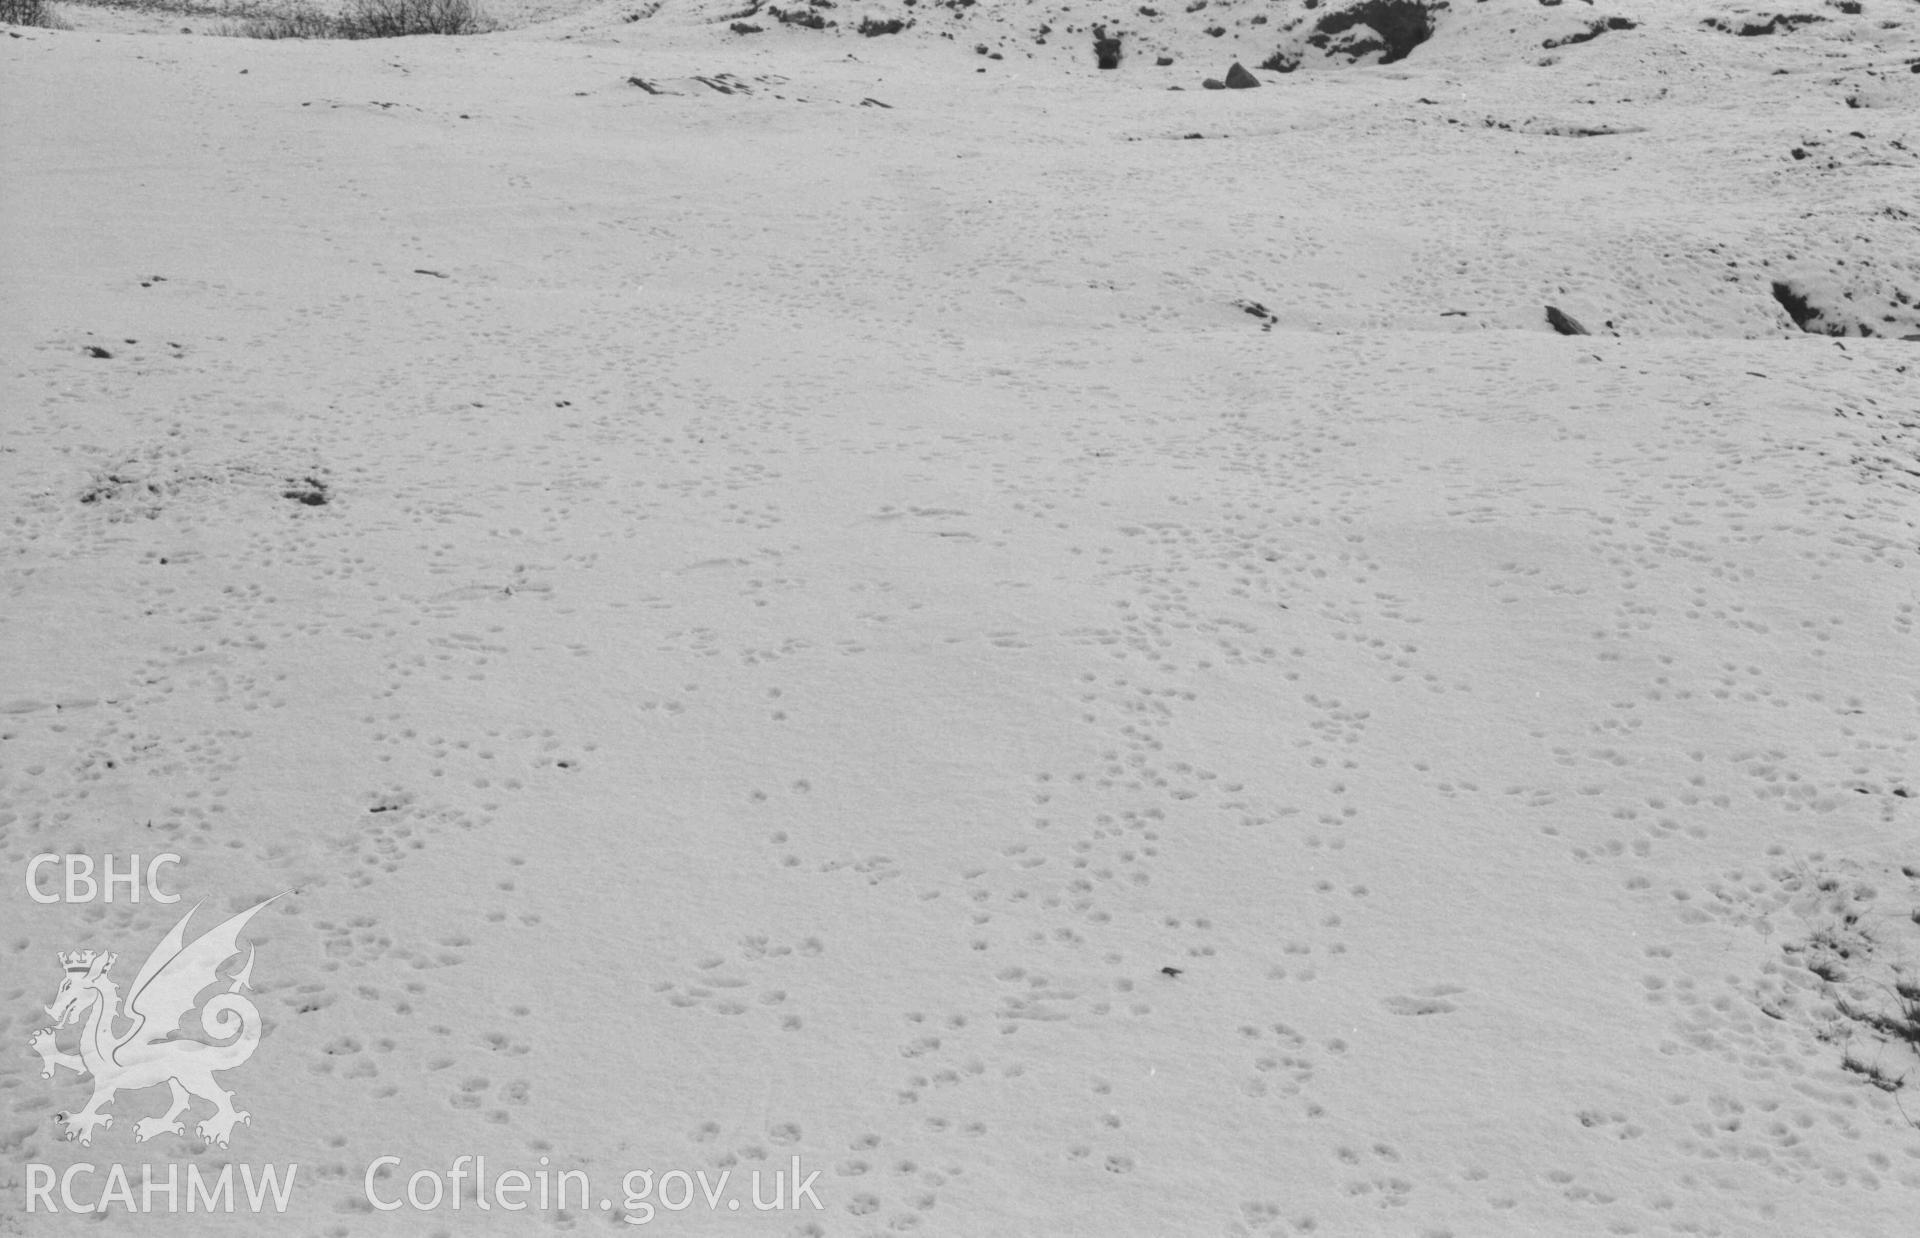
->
[{"left": 3, "top": 2, "right": 1918, "bottom": 1234}]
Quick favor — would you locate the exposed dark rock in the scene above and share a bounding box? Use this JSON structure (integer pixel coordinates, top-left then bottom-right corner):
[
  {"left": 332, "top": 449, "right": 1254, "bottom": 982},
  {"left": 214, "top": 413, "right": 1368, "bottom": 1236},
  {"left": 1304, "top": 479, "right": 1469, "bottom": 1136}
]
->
[
  {"left": 1094, "top": 24, "right": 1123, "bottom": 69},
  {"left": 1545, "top": 306, "right": 1589, "bottom": 335},
  {"left": 1702, "top": 13, "right": 1826, "bottom": 36},
  {"left": 1236, "top": 299, "right": 1278, "bottom": 331},
  {"left": 1772, "top": 280, "right": 1830, "bottom": 334},
  {"left": 1542, "top": 15, "right": 1635, "bottom": 49},
  {"left": 283, "top": 477, "right": 330, "bottom": 507},
  {"left": 1310, "top": 0, "right": 1448, "bottom": 65},
  {"left": 1224, "top": 61, "right": 1260, "bottom": 88}
]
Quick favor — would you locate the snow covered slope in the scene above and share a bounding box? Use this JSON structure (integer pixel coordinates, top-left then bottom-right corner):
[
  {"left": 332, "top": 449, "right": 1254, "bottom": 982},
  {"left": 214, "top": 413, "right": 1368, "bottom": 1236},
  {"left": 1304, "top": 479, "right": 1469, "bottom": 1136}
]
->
[{"left": 2, "top": 3, "right": 1917, "bottom": 1235}]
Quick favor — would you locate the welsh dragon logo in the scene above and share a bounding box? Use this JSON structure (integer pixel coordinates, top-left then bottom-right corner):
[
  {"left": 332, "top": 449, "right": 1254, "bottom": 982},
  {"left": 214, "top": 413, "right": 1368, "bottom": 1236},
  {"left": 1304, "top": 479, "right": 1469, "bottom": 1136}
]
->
[{"left": 30, "top": 895, "right": 279, "bottom": 1148}]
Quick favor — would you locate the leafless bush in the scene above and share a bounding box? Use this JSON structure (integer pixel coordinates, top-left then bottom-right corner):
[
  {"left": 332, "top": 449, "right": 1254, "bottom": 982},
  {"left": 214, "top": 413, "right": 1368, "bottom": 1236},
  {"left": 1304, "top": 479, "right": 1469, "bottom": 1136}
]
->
[
  {"left": 215, "top": 0, "right": 491, "bottom": 39},
  {"left": 1, "top": 0, "right": 68, "bottom": 28},
  {"left": 337, "top": 0, "right": 489, "bottom": 37},
  {"left": 215, "top": 2, "right": 332, "bottom": 36}
]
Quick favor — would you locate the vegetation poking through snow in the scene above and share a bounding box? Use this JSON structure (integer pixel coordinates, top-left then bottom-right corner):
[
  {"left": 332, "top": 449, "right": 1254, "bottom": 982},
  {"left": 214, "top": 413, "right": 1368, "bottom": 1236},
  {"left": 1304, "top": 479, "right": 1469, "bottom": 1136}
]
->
[
  {"left": 768, "top": 2, "right": 830, "bottom": 27},
  {"left": 1, "top": 0, "right": 68, "bottom": 25},
  {"left": 213, "top": 0, "right": 492, "bottom": 38}
]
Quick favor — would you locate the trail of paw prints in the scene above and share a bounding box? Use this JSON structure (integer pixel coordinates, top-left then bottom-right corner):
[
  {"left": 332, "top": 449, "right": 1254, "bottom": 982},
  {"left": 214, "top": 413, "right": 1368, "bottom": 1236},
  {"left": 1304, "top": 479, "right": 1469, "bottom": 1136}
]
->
[
  {"left": 281, "top": 908, "right": 536, "bottom": 1129},
  {"left": 1043, "top": 658, "right": 1404, "bottom": 860},
  {"left": 675, "top": 1118, "right": 955, "bottom": 1236},
  {"left": 882, "top": 986, "right": 1176, "bottom": 1226},
  {"left": 1326, "top": 1140, "right": 1418, "bottom": 1212},
  {"left": 1231, "top": 1020, "right": 1328, "bottom": 1111},
  {"left": 831, "top": 1126, "right": 966, "bottom": 1232},
  {"left": 334, "top": 790, "right": 523, "bottom": 902},
  {"left": 1066, "top": 509, "right": 1433, "bottom": 696},
  {"left": 1262, "top": 876, "right": 1368, "bottom": 991},
  {"left": 915, "top": 673, "right": 1372, "bottom": 1170},
  {"left": 1515, "top": 728, "right": 1901, "bottom": 876},
  {"left": 647, "top": 923, "right": 990, "bottom": 1226},
  {"left": 361, "top": 706, "right": 596, "bottom": 795},
  {"left": 0, "top": 700, "right": 259, "bottom": 862},
  {"left": 651, "top": 933, "right": 823, "bottom": 1031}
]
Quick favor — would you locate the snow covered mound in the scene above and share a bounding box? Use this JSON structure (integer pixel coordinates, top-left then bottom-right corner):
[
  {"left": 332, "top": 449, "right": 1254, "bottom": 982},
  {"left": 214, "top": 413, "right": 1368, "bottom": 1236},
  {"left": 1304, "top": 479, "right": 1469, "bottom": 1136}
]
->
[
  {"left": 536, "top": 0, "right": 1920, "bottom": 80},
  {"left": 3, "top": 3, "right": 1919, "bottom": 1237}
]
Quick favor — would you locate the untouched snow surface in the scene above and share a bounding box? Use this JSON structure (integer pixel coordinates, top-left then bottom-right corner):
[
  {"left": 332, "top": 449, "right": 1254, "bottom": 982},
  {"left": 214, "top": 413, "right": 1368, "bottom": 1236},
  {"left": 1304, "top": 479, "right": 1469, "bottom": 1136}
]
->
[{"left": 3, "top": 3, "right": 1919, "bottom": 1234}]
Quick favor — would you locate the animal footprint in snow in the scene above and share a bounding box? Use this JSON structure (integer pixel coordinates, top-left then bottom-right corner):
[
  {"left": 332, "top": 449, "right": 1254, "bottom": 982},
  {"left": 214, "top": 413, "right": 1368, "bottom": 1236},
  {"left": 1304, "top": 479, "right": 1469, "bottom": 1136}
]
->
[{"left": 1382, "top": 985, "right": 1464, "bottom": 1016}]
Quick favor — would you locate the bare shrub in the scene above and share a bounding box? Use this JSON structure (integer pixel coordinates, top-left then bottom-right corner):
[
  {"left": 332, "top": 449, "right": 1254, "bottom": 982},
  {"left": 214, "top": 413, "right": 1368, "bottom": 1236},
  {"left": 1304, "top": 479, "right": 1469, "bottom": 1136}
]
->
[
  {"left": 215, "top": 0, "right": 492, "bottom": 39},
  {"left": 1, "top": 0, "right": 67, "bottom": 27},
  {"left": 217, "top": 3, "right": 334, "bottom": 37},
  {"left": 337, "top": 0, "right": 491, "bottom": 38}
]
